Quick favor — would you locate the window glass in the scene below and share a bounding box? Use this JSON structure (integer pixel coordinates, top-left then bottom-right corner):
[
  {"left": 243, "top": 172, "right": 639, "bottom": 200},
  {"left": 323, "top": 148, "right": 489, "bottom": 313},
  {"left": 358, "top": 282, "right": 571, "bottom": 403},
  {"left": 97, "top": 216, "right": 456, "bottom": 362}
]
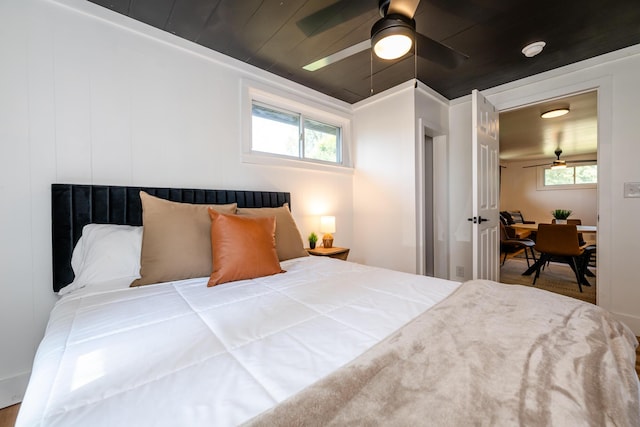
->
[
  {"left": 251, "top": 104, "right": 299, "bottom": 157},
  {"left": 303, "top": 119, "right": 340, "bottom": 163},
  {"left": 545, "top": 168, "right": 574, "bottom": 185},
  {"left": 575, "top": 165, "right": 597, "bottom": 184}
]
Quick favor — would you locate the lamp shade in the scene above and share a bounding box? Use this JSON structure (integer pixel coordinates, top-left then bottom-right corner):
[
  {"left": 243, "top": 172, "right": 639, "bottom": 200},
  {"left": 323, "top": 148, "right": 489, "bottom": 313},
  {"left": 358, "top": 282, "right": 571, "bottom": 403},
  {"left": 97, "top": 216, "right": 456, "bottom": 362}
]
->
[{"left": 320, "top": 216, "right": 336, "bottom": 234}]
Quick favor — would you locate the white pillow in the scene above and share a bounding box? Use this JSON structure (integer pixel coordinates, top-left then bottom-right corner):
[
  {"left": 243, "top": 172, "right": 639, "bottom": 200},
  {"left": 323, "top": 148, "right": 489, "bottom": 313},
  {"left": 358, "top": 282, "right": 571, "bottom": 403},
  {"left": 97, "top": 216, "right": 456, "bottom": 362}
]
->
[{"left": 59, "top": 224, "right": 143, "bottom": 295}]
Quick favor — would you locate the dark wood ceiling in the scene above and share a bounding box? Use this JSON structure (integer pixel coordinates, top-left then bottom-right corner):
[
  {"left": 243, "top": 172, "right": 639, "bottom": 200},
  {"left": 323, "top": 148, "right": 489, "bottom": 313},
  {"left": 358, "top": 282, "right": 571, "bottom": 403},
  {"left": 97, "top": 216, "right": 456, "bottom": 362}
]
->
[{"left": 89, "top": 0, "right": 640, "bottom": 104}]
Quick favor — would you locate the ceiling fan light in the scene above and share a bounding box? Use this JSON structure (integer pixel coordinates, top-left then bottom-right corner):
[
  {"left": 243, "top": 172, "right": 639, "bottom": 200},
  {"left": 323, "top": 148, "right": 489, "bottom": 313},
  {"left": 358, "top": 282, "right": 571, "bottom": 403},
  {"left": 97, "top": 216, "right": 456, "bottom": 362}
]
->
[
  {"left": 551, "top": 163, "right": 567, "bottom": 170},
  {"left": 373, "top": 34, "right": 413, "bottom": 59},
  {"left": 371, "top": 14, "right": 415, "bottom": 60},
  {"left": 541, "top": 107, "right": 570, "bottom": 119}
]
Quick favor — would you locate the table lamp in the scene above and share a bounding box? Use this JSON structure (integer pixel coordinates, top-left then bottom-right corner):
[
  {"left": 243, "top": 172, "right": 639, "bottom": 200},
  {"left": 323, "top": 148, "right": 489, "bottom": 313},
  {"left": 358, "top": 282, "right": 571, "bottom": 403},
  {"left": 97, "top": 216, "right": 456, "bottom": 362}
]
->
[{"left": 320, "top": 216, "right": 335, "bottom": 248}]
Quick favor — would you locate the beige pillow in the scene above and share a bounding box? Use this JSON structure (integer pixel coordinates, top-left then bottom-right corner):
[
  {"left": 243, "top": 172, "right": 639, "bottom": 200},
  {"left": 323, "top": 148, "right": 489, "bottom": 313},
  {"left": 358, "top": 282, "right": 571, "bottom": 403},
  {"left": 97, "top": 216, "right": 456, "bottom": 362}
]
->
[
  {"left": 236, "top": 204, "right": 308, "bottom": 261},
  {"left": 208, "top": 209, "right": 284, "bottom": 287},
  {"left": 131, "top": 191, "right": 237, "bottom": 287}
]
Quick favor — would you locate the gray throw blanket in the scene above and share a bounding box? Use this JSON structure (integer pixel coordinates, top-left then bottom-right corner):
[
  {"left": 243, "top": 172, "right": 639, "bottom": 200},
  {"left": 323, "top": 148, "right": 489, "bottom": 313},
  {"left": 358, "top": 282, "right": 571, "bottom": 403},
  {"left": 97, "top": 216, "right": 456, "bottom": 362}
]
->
[{"left": 246, "top": 280, "right": 640, "bottom": 426}]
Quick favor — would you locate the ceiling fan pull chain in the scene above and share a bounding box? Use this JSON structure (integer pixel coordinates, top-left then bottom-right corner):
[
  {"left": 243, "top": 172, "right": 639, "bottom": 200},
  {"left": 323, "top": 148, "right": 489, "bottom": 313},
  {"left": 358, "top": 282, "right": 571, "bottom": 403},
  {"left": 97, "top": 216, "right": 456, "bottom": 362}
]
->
[{"left": 370, "top": 49, "right": 374, "bottom": 96}]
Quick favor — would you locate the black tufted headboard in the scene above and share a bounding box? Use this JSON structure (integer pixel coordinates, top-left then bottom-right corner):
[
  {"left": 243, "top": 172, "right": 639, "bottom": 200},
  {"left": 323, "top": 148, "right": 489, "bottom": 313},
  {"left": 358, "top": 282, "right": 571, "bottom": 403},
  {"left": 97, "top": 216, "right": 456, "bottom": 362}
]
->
[{"left": 51, "top": 184, "right": 291, "bottom": 292}]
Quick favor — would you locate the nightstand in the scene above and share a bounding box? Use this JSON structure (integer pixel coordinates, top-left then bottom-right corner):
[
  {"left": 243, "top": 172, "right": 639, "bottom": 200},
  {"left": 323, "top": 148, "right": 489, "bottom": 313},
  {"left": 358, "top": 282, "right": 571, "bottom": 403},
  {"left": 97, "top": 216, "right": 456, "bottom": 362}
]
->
[{"left": 306, "top": 246, "right": 350, "bottom": 261}]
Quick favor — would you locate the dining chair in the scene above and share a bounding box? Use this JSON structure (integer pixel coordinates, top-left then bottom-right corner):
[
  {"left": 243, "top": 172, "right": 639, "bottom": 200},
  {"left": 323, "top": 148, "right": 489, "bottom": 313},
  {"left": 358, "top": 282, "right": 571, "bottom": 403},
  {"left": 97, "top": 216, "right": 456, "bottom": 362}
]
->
[
  {"left": 533, "top": 224, "right": 591, "bottom": 292},
  {"left": 552, "top": 218, "right": 585, "bottom": 245},
  {"left": 500, "top": 222, "right": 537, "bottom": 267},
  {"left": 550, "top": 218, "right": 596, "bottom": 276},
  {"left": 501, "top": 210, "right": 535, "bottom": 225}
]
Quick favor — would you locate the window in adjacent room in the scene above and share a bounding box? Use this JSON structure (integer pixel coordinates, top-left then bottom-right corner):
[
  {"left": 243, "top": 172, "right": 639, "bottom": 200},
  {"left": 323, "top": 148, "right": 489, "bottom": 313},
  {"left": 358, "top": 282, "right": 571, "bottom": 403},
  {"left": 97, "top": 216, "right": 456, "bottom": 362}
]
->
[
  {"left": 251, "top": 102, "right": 342, "bottom": 165},
  {"left": 539, "top": 164, "right": 597, "bottom": 189}
]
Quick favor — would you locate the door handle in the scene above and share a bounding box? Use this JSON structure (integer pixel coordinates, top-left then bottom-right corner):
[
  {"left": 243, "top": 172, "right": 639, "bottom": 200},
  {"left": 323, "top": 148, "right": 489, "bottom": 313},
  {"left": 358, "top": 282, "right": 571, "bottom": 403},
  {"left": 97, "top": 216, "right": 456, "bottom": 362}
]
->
[{"left": 467, "top": 216, "right": 490, "bottom": 223}]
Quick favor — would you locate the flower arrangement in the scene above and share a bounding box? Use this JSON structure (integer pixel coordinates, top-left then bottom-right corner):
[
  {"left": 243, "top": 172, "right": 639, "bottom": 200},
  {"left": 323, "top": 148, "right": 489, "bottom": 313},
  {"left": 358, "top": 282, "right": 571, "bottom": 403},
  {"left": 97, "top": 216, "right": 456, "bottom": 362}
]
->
[
  {"left": 308, "top": 232, "right": 318, "bottom": 249},
  {"left": 551, "top": 209, "right": 572, "bottom": 220}
]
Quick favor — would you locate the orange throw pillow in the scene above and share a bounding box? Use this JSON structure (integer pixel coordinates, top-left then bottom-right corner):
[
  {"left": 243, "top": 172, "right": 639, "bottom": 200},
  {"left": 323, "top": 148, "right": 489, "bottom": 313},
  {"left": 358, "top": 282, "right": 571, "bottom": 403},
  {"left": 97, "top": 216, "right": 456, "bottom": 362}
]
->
[{"left": 208, "top": 209, "right": 284, "bottom": 287}]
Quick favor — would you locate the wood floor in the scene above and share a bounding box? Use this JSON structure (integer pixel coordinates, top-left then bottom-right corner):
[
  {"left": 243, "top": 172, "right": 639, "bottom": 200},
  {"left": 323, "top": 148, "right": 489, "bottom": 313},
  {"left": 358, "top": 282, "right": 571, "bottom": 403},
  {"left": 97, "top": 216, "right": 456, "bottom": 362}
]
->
[
  {"left": 0, "top": 404, "right": 19, "bottom": 427},
  {"left": 1, "top": 343, "right": 638, "bottom": 427}
]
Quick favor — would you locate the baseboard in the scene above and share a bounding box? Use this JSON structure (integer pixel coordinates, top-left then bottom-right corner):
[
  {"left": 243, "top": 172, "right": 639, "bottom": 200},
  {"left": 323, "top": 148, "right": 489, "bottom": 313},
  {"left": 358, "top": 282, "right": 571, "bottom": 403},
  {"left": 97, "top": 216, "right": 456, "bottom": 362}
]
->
[
  {"left": 613, "top": 312, "right": 640, "bottom": 336},
  {"left": 0, "top": 372, "right": 29, "bottom": 409}
]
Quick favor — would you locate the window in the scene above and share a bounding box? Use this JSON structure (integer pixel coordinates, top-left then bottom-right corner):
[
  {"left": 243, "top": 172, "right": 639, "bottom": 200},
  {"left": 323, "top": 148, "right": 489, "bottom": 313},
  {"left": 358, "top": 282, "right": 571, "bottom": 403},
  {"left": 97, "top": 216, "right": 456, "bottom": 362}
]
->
[
  {"left": 540, "top": 164, "right": 597, "bottom": 189},
  {"left": 251, "top": 102, "right": 342, "bottom": 165},
  {"left": 242, "top": 80, "right": 352, "bottom": 171}
]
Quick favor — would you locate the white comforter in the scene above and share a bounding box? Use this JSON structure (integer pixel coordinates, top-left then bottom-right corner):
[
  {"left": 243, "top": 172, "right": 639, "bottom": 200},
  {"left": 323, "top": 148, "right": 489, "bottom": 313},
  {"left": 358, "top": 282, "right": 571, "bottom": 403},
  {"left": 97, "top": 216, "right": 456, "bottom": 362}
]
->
[{"left": 17, "top": 257, "right": 459, "bottom": 426}]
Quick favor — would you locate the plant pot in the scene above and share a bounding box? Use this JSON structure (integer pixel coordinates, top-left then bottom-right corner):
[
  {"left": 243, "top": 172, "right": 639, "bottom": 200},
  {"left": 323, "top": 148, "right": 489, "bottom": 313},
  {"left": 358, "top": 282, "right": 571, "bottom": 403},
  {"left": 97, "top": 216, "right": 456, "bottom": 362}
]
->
[
  {"left": 555, "top": 219, "right": 567, "bottom": 224},
  {"left": 309, "top": 241, "right": 316, "bottom": 249}
]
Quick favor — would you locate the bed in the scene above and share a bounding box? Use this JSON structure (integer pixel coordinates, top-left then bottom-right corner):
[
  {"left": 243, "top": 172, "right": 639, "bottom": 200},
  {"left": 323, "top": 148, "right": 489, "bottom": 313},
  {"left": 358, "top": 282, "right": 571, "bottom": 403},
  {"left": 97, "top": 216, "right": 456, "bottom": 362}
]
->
[{"left": 16, "top": 184, "right": 639, "bottom": 426}]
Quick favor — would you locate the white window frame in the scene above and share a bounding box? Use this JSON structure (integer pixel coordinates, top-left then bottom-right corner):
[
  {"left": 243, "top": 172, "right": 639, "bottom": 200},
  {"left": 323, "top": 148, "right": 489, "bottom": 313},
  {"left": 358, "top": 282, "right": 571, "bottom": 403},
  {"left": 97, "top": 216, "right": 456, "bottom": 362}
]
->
[
  {"left": 242, "top": 79, "right": 353, "bottom": 173},
  {"left": 536, "top": 162, "right": 598, "bottom": 191}
]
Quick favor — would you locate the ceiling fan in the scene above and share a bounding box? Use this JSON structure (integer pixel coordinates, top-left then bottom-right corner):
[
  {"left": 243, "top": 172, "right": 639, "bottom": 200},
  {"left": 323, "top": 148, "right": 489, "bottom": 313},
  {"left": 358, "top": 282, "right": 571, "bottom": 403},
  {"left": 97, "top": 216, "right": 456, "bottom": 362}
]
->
[
  {"left": 523, "top": 148, "right": 597, "bottom": 169},
  {"left": 299, "top": 0, "right": 468, "bottom": 72}
]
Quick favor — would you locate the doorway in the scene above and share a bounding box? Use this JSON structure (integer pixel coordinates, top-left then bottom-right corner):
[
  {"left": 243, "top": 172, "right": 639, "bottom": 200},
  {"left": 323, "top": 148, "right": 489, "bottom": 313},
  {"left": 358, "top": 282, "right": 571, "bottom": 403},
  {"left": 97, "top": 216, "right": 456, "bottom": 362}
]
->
[
  {"left": 497, "top": 90, "right": 598, "bottom": 303},
  {"left": 423, "top": 134, "right": 434, "bottom": 277},
  {"left": 416, "top": 120, "right": 448, "bottom": 280}
]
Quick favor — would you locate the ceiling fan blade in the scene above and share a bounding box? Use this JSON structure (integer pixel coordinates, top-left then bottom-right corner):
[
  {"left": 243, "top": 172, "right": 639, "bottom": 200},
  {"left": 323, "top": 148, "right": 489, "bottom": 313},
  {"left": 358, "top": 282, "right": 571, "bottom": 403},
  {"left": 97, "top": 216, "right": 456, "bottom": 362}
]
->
[
  {"left": 415, "top": 32, "right": 468, "bottom": 69},
  {"left": 567, "top": 159, "right": 597, "bottom": 163},
  {"left": 388, "top": 0, "right": 421, "bottom": 18},
  {"left": 296, "top": 1, "right": 373, "bottom": 37},
  {"left": 303, "top": 39, "right": 371, "bottom": 71},
  {"left": 522, "top": 159, "right": 597, "bottom": 168}
]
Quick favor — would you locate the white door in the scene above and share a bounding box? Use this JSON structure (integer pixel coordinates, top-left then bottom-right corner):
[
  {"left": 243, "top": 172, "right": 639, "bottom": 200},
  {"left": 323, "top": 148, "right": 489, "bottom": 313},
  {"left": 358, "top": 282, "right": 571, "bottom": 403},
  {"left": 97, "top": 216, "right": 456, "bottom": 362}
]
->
[{"left": 471, "top": 89, "right": 500, "bottom": 280}]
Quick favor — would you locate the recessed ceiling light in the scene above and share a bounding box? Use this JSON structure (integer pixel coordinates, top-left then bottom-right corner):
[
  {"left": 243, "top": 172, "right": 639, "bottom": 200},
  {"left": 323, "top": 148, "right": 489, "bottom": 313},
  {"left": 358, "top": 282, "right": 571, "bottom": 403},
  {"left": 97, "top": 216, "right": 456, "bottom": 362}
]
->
[
  {"left": 522, "top": 41, "right": 546, "bottom": 58},
  {"left": 541, "top": 107, "right": 570, "bottom": 119}
]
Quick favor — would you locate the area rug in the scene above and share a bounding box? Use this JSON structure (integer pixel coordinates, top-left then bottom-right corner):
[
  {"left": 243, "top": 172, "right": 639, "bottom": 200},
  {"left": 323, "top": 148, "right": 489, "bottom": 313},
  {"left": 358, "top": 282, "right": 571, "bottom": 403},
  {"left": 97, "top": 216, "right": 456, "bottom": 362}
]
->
[{"left": 499, "top": 256, "right": 596, "bottom": 305}]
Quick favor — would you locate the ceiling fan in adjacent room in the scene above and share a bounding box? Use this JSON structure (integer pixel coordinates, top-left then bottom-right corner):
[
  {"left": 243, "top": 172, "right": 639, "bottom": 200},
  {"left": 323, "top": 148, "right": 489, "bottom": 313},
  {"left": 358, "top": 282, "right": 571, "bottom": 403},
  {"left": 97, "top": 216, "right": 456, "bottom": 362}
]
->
[
  {"left": 523, "top": 148, "right": 597, "bottom": 169},
  {"left": 299, "top": 0, "right": 468, "bottom": 71}
]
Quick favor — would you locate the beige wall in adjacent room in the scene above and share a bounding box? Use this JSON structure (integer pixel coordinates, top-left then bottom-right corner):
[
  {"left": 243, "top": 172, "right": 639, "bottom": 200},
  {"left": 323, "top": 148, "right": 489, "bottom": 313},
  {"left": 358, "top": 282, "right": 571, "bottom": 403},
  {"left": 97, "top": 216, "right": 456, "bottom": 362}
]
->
[{"left": 500, "top": 158, "right": 597, "bottom": 226}]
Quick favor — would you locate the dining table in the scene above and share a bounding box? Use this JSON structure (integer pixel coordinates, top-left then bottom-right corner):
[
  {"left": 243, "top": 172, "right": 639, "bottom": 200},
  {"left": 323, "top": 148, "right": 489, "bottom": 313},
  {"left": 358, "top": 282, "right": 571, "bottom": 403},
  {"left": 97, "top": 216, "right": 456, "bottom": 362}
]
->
[{"left": 510, "top": 223, "right": 597, "bottom": 233}]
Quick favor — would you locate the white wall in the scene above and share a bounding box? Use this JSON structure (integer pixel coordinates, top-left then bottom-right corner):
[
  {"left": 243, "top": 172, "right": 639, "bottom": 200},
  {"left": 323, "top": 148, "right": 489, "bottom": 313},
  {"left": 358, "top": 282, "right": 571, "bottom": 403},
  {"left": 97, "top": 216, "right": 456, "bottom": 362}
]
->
[
  {"left": 0, "top": 0, "right": 355, "bottom": 407},
  {"left": 351, "top": 87, "right": 417, "bottom": 272},
  {"left": 500, "top": 157, "right": 597, "bottom": 226},
  {"left": 350, "top": 82, "right": 449, "bottom": 275},
  {"left": 447, "top": 102, "right": 473, "bottom": 280},
  {"left": 448, "top": 45, "right": 640, "bottom": 333}
]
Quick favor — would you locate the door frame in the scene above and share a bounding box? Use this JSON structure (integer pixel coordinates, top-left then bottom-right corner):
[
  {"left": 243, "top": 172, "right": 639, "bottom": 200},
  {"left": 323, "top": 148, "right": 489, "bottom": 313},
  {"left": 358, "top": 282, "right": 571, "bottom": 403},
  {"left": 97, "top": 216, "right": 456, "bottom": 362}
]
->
[{"left": 488, "top": 76, "right": 612, "bottom": 307}]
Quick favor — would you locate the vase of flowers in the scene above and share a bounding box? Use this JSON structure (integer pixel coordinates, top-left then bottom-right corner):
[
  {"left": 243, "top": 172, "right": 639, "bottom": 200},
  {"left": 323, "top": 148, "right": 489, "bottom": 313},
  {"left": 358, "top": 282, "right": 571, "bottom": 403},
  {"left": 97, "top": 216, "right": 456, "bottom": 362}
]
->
[
  {"left": 551, "top": 209, "right": 572, "bottom": 224},
  {"left": 308, "top": 232, "right": 318, "bottom": 249}
]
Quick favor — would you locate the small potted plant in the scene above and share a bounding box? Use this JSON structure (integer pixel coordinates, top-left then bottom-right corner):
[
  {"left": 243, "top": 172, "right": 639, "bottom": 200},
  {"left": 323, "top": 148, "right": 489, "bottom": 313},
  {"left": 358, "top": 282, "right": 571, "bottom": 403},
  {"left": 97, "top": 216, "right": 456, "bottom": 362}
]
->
[
  {"left": 308, "top": 232, "right": 318, "bottom": 249},
  {"left": 551, "top": 209, "right": 572, "bottom": 224}
]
